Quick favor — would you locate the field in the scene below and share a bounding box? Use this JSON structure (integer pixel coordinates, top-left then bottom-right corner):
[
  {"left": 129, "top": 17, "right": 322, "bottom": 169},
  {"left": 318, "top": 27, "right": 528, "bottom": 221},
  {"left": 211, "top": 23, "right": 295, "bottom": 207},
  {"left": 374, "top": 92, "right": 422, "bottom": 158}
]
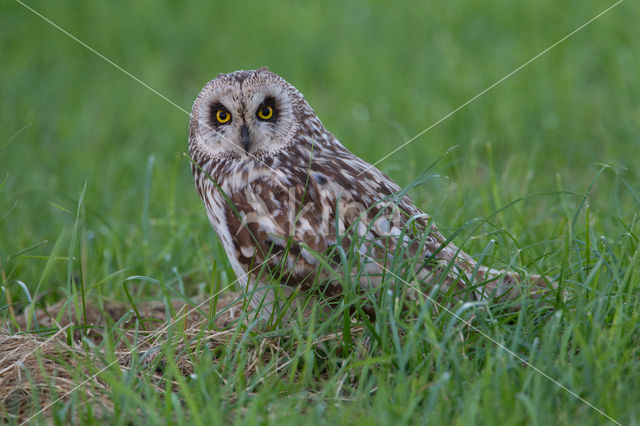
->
[{"left": 1, "top": 0, "right": 639, "bottom": 424}]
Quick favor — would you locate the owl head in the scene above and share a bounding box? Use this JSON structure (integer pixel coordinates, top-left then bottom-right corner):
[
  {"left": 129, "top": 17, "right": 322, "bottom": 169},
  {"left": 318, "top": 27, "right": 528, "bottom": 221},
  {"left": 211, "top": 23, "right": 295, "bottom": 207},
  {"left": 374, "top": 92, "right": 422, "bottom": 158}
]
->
[{"left": 189, "top": 68, "right": 311, "bottom": 160}]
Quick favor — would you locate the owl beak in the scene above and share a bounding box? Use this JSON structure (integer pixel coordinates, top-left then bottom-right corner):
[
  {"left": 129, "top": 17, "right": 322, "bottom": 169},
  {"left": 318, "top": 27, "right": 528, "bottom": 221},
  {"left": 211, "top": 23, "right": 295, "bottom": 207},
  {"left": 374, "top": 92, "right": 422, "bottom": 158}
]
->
[{"left": 240, "top": 123, "right": 252, "bottom": 153}]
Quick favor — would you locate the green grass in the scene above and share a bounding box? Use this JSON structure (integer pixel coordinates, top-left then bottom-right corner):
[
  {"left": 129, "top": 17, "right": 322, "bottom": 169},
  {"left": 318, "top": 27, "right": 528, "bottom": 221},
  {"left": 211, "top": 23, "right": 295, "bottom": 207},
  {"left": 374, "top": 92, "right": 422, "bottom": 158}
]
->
[{"left": 1, "top": 0, "right": 639, "bottom": 424}]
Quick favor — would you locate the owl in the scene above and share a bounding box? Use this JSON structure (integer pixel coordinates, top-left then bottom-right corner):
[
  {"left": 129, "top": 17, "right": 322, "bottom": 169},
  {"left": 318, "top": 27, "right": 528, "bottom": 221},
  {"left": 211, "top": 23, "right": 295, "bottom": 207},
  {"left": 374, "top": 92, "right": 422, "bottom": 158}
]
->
[{"left": 188, "top": 68, "right": 550, "bottom": 320}]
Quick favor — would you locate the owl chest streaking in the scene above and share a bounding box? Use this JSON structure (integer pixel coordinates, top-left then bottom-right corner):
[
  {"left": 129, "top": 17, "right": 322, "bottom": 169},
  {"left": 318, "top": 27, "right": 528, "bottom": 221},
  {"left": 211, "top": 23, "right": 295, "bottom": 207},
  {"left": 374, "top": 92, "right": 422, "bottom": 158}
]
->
[{"left": 188, "top": 68, "right": 548, "bottom": 319}]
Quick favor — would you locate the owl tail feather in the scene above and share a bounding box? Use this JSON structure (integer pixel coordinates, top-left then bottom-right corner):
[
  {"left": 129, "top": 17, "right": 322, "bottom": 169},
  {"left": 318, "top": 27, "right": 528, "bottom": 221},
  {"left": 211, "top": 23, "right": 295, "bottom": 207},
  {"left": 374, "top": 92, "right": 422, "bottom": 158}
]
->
[{"left": 470, "top": 266, "right": 559, "bottom": 304}]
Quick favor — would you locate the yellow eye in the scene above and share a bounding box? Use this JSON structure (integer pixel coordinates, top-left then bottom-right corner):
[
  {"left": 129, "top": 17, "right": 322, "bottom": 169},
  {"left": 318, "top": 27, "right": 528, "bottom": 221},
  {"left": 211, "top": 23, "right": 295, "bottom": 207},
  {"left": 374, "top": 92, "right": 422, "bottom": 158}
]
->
[
  {"left": 257, "top": 105, "right": 274, "bottom": 120},
  {"left": 216, "top": 109, "right": 231, "bottom": 124}
]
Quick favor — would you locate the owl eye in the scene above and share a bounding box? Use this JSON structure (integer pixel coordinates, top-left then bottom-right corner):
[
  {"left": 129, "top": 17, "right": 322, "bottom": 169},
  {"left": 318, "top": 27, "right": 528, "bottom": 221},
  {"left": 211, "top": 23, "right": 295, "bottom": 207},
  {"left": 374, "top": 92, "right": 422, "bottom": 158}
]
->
[
  {"left": 215, "top": 109, "right": 231, "bottom": 124},
  {"left": 257, "top": 105, "right": 274, "bottom": 121}
]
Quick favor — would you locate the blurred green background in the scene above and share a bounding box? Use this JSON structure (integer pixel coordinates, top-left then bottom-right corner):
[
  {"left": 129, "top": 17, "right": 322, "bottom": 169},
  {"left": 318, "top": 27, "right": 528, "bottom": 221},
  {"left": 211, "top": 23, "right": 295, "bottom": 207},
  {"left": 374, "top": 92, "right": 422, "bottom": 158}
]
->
[{"left": 1, "top": 0, "right": 638, "bottom": 298}]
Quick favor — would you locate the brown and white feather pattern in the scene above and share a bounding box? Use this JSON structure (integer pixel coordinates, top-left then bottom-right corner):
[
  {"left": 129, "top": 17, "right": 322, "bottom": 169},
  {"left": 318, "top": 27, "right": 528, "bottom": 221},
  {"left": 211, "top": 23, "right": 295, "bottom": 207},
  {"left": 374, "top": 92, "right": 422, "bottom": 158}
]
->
[{"left": 189, "top": 68, "right": 548, "bottom": 317}]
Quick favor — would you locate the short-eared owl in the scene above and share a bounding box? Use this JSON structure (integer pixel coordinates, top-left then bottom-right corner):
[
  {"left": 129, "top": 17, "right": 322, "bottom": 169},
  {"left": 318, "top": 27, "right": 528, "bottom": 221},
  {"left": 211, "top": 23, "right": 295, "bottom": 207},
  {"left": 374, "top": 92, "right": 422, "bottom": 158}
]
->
[{"left": 189, "top": 68, "right": 549, "bottom": 319}]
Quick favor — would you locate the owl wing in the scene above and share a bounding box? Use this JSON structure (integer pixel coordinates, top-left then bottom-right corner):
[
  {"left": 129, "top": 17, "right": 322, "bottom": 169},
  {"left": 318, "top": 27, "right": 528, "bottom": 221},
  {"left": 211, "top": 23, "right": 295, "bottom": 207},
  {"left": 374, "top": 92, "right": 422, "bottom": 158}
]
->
[{"left": 222, "top": 138, "right": 469, "bottom": 299}]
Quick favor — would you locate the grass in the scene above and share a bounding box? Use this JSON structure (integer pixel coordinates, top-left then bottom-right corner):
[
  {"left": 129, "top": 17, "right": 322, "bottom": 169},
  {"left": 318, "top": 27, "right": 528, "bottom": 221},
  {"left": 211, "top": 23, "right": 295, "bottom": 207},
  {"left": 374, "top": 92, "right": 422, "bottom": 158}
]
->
[{"left": 1, "top": 0, "right": 639, "bottom": 424}]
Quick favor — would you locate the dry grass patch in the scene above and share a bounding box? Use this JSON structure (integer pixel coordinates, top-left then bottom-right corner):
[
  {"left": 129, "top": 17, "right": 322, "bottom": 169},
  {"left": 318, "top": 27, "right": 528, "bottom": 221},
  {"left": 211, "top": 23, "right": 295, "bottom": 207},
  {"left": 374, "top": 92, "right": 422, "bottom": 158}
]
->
[{"left": 1, "top": 293, "right": 246, "bottom": 422}]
